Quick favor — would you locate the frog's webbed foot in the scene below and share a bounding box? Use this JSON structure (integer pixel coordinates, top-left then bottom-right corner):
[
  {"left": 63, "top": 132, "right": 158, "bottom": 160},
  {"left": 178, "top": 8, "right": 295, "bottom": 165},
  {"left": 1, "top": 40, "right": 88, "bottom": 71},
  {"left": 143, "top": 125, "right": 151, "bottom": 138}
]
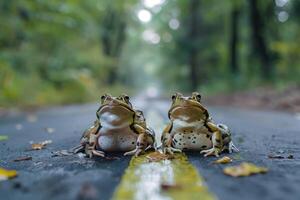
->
[
  {"left": 200, "top": 148, "right": 220, "bottom": 157},
  {"left": 163, "top": 146, "right": 182, "bottom": 155}
]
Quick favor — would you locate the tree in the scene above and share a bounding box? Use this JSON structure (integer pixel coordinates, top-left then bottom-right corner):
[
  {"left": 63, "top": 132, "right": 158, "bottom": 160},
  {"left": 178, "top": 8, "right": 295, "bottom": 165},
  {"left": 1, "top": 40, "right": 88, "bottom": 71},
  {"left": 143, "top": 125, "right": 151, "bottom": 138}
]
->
[
  {"left": 249, "top": 0, "right": 272, "bottom": 79},
  {"left": 229, "top": 1, "right": 241, "bottom": 75},
  {"left": 99, "top": 4, "right": 127, "bottom": 85},
  {"left": 187, "top": 0, "right": 200, "bottom": 91}
]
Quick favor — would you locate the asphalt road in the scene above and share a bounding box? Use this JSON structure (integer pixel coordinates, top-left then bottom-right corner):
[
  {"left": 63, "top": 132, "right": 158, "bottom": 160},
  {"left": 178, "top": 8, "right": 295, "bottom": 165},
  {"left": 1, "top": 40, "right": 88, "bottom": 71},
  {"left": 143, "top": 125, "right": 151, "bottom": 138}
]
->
[{"left": 0, "top": 98, "right": 300, "bottom": 200}]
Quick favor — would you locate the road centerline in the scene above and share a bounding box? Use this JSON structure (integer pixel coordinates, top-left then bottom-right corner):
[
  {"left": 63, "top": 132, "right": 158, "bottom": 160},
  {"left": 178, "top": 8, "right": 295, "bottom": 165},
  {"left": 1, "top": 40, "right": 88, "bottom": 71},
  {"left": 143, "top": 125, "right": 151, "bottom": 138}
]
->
[{"left": 112, "top": 152, "right": 216, "bottom": 200}]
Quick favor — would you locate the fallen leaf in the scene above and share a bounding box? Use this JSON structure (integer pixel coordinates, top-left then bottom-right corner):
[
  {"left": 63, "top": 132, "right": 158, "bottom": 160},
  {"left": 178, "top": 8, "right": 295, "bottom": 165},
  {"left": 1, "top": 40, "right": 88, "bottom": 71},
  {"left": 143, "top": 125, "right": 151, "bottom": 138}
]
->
[
  {"left": 160, "top": 183, "right": 182, "bottom": 191},
  {"left": 0, "top": 168, "right": 18, "bottom": 181},
  {"left": 0, "top": 135, "right": 8, "bottom": 141},
  {"left": 45, "top": 127, "right": 55, "bottom": 133},
  {"left": 31, "top": 140, "right": 52, "bottom": 150},
  {"left": 13, "top": 156, "right": 32, "bottom": 162},
  {"left": 31, "top": 143, "right": 44, "bottom": 150},
  {"left": 214, "top": 156, "right": 232, "bottom": 164},
  {"left": 223, "top": 162, "right": 268, "bottom": 177},
  {"left": 146, "top": 151, "right": 174, "bottom": 162},
  {"left": 268, "top": 154, "right": 284, "bottom": 159}
]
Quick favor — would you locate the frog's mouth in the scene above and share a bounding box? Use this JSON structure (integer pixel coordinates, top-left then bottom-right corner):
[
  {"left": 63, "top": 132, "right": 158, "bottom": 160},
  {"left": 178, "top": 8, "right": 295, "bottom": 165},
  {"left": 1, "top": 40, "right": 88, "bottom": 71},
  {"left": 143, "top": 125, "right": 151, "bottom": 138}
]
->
[{"left": 99, "top": 99, "right": 134, "bottom": 112}]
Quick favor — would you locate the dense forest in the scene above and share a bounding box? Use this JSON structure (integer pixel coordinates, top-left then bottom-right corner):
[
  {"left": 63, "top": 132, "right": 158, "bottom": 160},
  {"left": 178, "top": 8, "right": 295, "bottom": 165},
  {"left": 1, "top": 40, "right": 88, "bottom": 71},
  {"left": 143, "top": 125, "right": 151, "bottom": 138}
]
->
[{"left": 0, "top": 0, "right": 299, "bottom": 107}]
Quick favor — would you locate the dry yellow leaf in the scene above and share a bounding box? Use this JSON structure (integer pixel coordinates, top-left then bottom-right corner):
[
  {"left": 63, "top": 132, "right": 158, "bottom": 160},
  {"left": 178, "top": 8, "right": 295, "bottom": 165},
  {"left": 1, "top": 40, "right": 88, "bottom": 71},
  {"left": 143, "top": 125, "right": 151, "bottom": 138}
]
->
[
  {"left": 31, "top": 143, "right": 45, "bottom": 150},
  {"left": 0, "top": 135, "right": 8, "bottom": 141},
  {"left": 0, "top": 168, "right": 18, "bottom": 181},
  {"left": 146, "top": 151, "right": 174, "bottom": 162},
  {"left": 223, "top": 162, "right": 268, "bottom": 177},
  {"left": 213, "top": 156, "right": 232, "bottom": 164},
  {"left": 31, "top": 140, "right": 52, "bottom": 150}
]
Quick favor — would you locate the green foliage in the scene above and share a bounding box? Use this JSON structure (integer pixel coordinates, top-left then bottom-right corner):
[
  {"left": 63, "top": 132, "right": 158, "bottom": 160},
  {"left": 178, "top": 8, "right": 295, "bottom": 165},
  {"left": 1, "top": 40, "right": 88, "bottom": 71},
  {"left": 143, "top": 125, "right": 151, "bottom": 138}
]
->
[
  {"left": 0, "top": 0, "right": 299, "bottom": 107},
  {"left": 0, "top": 0, "right": 133, "bottom": 107}
]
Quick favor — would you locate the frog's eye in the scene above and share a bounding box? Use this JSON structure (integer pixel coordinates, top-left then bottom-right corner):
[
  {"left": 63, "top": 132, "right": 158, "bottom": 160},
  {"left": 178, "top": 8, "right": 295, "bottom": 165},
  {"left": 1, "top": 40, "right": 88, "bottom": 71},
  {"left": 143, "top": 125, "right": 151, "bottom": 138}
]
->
[
  {"left": 171, "top": 94, "right": 176, "bottom": 101},
  {"left": 101, "top": 95, "right": 106, "bottom": 101},
  {"left": 196, "top": 94, "right": 201, "bottom": 101},
  {"left": 123, "top": 95, "right": 130, "bottom": 101}
]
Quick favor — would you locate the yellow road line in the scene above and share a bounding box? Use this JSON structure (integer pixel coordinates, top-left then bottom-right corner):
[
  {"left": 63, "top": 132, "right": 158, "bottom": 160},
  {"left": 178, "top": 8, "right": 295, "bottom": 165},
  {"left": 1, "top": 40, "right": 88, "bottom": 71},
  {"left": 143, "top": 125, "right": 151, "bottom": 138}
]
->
[{"left": 113, "top": 152, "right": 216, "bottom": 200}]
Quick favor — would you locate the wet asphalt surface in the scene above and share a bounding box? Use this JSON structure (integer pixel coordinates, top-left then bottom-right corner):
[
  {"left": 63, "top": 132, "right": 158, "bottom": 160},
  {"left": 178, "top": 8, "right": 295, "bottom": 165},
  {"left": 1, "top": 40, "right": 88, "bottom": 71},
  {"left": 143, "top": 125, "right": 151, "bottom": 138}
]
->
[{"left": 0, "top": 98, "right": 300, "bottom": 200}]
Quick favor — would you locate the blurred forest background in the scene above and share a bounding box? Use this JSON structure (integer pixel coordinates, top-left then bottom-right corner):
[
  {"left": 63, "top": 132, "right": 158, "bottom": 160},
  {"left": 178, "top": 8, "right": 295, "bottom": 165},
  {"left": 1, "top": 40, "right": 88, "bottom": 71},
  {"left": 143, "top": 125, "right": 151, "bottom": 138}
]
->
[{"left": 0, "top": 0, "right": 299, "bottom": 109}]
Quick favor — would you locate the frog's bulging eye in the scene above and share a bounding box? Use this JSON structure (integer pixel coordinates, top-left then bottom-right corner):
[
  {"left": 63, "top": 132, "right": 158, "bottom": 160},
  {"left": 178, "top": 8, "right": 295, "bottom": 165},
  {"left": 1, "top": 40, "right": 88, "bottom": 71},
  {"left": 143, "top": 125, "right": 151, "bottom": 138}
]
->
[
  {"left": 196, "top": 94, "right": 201, "bottom": 101},
  {"left": 171, "top": 94, "right": 176, "bottom": 101},
  {"left": 124, "top": 95, "right": 130, "bottom": 101},
  {"left": 101, "top": 95, "right": 106, "bottom": 100}
]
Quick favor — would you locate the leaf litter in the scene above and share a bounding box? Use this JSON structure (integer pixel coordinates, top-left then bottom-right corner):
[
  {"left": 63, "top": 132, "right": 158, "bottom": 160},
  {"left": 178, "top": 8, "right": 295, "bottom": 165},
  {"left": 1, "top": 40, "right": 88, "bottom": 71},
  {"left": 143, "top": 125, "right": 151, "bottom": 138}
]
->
[
  {"left": 13, "top": 156, "right": 32, "bottom": 162},
  {"left": 146, "top": 151, "right": 174, "bottom": 162},
  {"left": 223, "top": 162, "right": 268, "bottom": 177},
  {"left": 213, "top": 156, "right": 232, "bottom": 164},
  {"left": 0, "top": 135, "right": 8, "bottom": 141},
  {"left": 31, "top": 140, "right": 52, "bottom": 150},
  {"left": 0, "top": 168, "right": 18, "bottom": 181}
]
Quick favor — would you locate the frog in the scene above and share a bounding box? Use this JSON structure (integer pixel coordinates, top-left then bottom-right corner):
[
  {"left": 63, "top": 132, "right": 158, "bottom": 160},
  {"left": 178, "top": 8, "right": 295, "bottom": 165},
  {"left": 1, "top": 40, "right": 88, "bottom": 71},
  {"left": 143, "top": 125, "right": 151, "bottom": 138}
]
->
[
  {"left": 73, "top": 94, "right": 155, "bottom": 158},
  {"left": 161, "top": 92, "right": 238, "bottom": 157}
]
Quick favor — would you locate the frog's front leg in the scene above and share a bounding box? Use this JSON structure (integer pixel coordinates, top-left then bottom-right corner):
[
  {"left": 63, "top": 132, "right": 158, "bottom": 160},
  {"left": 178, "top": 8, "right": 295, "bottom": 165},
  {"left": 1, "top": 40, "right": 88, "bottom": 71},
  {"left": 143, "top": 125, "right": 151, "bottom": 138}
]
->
[
  {"left": 86, "top": 132, "right": 105, "bottom": 158},
  {"left": 75, "top": 120, "right": 105, "bottom": 158},
  {"left": 124, "top": 124, "right": 154, "bottom": 157},
  {"left": 200, "top": 122, "right": 223, "bottom": 157},
  {"left": 161, "top": 123, "right": 182, "bottom": 155}
]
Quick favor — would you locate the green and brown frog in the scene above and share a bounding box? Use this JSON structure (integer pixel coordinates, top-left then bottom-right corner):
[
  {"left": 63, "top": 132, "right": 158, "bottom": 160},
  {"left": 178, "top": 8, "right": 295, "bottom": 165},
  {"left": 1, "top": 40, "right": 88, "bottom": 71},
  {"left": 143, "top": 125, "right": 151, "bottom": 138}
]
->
[
  {"left": 161, "top": 92, "right": 238, "bottom": 157},
  {"left": 74, "top": 94, "right": 155, "bottom": 158}
]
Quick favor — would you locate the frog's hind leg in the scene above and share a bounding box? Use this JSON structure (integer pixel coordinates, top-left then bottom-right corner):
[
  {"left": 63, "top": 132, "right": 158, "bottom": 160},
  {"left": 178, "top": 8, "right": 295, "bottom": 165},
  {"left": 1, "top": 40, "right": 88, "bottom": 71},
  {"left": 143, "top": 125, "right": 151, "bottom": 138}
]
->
[{"left": 200, "top": 122, "right": 222, "bottom": 157}]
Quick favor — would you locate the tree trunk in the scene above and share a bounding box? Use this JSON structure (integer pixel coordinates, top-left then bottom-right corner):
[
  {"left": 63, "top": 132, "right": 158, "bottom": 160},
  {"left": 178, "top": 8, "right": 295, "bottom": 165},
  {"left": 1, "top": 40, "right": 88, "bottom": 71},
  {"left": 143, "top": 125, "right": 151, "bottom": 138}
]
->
[
  {"left": 188, "top": 0, "right": 199, "bottom": 91},
  {"left": 100, "top": 8, "right": 126, "bottom": 85},
  {"left": 249, "top": 0, "right": 272, "bottom": 79},
  {"left": 229, "top": 4, "right": 240, "bottom": 75}
]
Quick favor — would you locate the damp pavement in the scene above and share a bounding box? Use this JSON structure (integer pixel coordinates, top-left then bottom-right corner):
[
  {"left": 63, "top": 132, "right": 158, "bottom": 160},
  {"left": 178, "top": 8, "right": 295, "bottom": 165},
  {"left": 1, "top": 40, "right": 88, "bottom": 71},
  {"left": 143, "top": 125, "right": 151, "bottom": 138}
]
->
[{"left": 0, "top": 97, "right": 300, "bottom": 200}]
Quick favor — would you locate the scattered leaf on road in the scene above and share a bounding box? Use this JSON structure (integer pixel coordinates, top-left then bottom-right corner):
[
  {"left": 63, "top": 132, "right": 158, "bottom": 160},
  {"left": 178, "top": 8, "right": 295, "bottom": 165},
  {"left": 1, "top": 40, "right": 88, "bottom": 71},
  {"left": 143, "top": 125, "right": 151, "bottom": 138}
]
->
[
  {"left": 268, "top": 154, "right": 284, "bottom": 159},
  {"left": 146, "top": 151, "right": 174, "bottom": 162},
  {"left": 31, "top": 143, "right": 44, "bottom": 150},
  {"left": 31, "top": 140, "right": 52, "bottom": 150},
  {"left": 160, "top": 183, "right": 182, "bottom": 191},
  {"left": 214, "top": 156, "right": 232, "bottom": 164},
  {"left": 13, "top": 156, "right": 32, "bottom": 162},
  {"left": 0, "top": 168, "right": 18, "bottom": 181},
  {"left": 223, "top": 162, "right": 268, "bottom": 177},
  {"left": 0, "top": 135, "right": 8, "bottom": 141}
]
